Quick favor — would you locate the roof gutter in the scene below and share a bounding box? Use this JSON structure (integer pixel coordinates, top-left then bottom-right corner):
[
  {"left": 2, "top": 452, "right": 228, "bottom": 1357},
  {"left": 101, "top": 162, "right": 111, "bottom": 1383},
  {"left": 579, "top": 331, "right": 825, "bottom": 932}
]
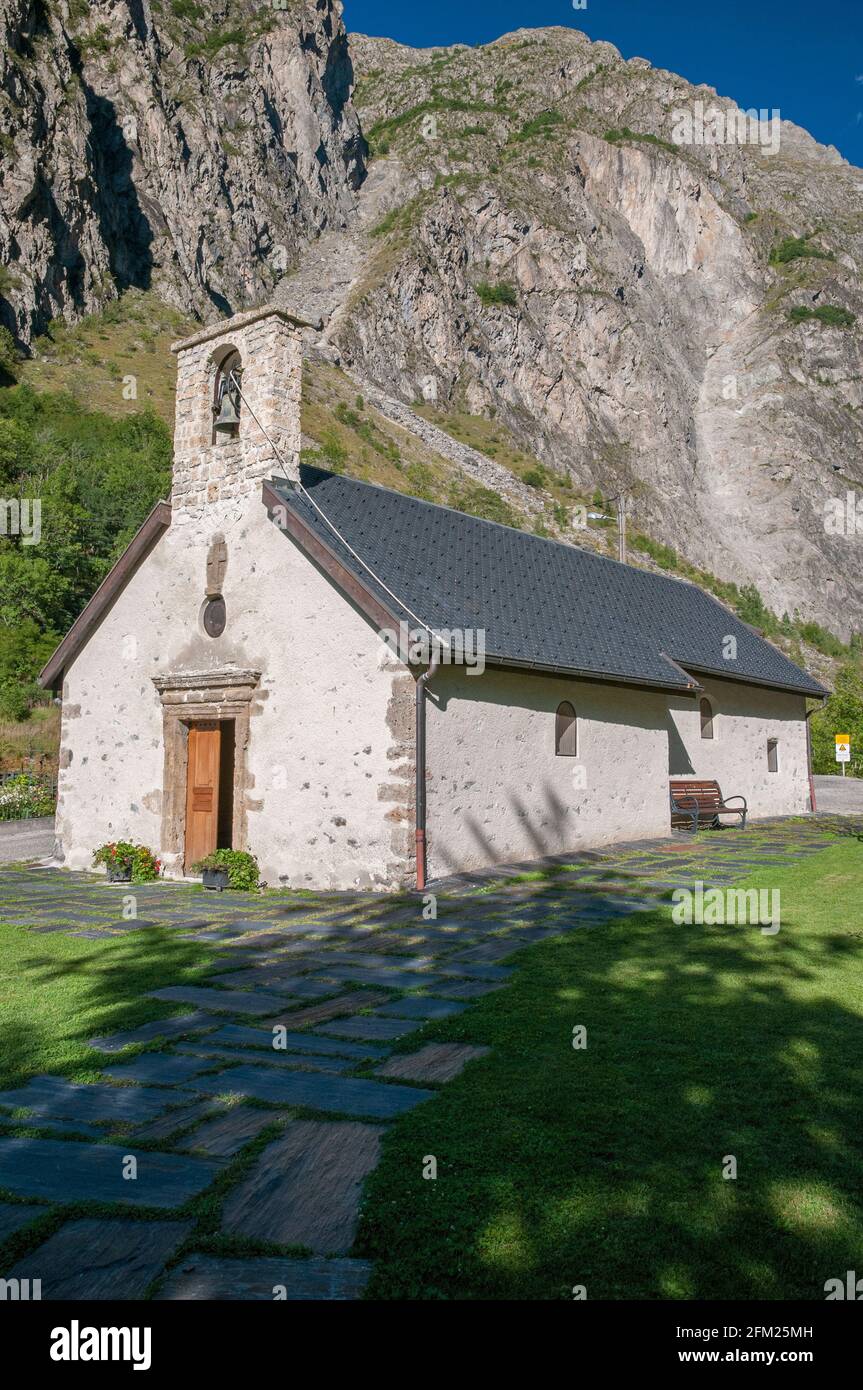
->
[
  {"left": 480, "top": 651, "right": 701, "bottom": 696},
  {"left": 415, "top": 659, "right": 439, "bottom": 892},
  {"left": 678, "top": 662, "right": 829, "bottom": 701}
]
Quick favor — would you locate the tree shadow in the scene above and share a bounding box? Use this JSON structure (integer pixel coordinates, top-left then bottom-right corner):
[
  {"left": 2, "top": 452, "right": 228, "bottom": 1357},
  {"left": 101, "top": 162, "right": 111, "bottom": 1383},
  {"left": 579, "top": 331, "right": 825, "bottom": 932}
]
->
[
  {"left": 0, "top": 926, "right": 219, "bottom": 1089},
  {"left": 357, "top": 863, "right": 863, "bottom": 1300}
]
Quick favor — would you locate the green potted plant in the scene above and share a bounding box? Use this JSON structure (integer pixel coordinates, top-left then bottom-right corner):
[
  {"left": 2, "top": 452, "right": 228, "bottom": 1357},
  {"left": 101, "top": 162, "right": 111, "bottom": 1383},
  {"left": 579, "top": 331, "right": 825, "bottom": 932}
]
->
[
  {"left": 92, "top": 842, "right": 161, "bottom": 883},
  {"left": 191, "top": 848, "right": 259, "bottom": 892}
]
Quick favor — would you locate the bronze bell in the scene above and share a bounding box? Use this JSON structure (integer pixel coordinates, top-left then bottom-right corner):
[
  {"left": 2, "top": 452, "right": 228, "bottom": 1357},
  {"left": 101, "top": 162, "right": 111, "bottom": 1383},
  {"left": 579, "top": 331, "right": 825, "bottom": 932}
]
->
[{"left": 214, "top": 389, "right": 240, "bottom": 434}]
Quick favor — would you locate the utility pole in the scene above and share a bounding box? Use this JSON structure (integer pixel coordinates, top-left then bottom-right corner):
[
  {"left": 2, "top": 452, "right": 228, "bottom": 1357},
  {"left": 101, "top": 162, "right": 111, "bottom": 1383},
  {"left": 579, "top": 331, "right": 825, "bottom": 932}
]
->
[{"left": 617, "top": 492, "right": 627, "bottom": 564}]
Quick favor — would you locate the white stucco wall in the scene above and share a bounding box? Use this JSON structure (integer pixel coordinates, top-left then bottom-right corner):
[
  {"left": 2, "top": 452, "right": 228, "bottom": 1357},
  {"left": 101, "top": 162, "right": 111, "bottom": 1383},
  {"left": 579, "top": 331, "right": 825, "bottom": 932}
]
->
[
  {"left": 667, "top": 678, "right": 810, "bottom": 818},
  {"left": 424, "top": 667, "right": 673, "bottom": 879},
  {"left": 55, "top": 492, "right": 412, "bottom": 890}
]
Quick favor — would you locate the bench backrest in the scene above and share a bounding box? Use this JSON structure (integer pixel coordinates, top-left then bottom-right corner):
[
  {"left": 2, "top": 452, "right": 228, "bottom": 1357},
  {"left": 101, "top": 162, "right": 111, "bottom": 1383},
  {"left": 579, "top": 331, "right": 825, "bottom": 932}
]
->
[{"left": 670, "top": 779, "right": 723, "bottom": 809}]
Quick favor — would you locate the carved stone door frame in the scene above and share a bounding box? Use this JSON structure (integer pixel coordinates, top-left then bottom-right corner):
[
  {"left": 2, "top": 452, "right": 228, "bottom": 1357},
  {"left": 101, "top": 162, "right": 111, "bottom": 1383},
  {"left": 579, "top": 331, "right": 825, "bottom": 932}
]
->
[{"left": 152, "top": 669, "right": 260, "bottom": 876}]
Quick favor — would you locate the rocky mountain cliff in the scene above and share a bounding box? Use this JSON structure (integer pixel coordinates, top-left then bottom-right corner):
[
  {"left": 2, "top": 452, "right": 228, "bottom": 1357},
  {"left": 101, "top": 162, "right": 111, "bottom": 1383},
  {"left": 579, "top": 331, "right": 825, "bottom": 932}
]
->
[
  {"left": 2, "top": 15, "right": 862, "bottom": 636},
  {"left": 334, "top": 29, "right": 863, "bottom": 637},
  {"left": 0, "top": 0, "right": 364, "bottom": 339}
]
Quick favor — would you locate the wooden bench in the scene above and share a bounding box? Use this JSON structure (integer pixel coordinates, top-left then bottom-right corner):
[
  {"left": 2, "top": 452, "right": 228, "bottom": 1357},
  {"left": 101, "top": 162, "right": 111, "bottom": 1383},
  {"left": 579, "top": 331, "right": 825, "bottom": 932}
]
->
[{"left": 669, "top": 779, "right": 747, "bottom": 833}]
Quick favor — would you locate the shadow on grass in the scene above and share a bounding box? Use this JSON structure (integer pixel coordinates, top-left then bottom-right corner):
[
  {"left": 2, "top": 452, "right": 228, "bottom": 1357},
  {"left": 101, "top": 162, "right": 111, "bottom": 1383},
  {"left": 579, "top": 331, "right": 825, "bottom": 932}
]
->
[
  {"left": 355, "top": 856, "right": 863, "bottom": 1300},
  {"left": 0, "top": 925, "right": 220, "bottom": 1089}
]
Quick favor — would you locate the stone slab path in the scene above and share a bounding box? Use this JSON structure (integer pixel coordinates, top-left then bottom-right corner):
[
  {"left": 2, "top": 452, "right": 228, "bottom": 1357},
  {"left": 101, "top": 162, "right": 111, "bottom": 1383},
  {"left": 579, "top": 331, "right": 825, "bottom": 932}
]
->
[
  {"left": 0, "top": 1138, "right": 221, "bottom": 1208},
  {"left": 6, "top": 1218, "right": 192, "bottom": 1300},
  {"left": 220, "top": 1120, "right": 383, "bottom": 1253},
  {"left": 156, "top": 1253, "right": 373, "bottom": 1301},
  {"left": 0, "top": 814, "right": 857, "bottom": 1299}
]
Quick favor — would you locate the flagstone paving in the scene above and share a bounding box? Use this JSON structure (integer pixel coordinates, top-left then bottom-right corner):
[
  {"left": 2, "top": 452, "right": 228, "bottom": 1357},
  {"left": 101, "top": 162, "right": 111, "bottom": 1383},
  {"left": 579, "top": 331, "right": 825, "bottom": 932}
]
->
[
  {"left": 156, "top": 1253, "right": 373, "bottom": 1300},
  {"left": 149, "top": 985, "right": 302, "bottom": 1016},
  {"left": 0, "top": 1200, "right": 44, "bottom": 1244},
  {"left": 102, "top": 1055, "right": 218, "bottom": 1086},
  {"left": 200, "top": 1024, "right": 390, "bottom": 1059},
  {"left": 175, "top": 1042, "right": 356, "bottom": 1074},
  {"left": 375, "top": 1043, "right": 491, "bottom": 1084},
  {"left": 186, "top": 1065, "right": 434, "bottom": 1118},
  {"left": 315, "top": 1016, "right": 425, "bottom": 1042},
  {"left": 0, "top": 1138, "right": 221, "bottom": 1208},
  {"left": 89, "top": 1012, "right": 216, "bottom": 1053},
  {"left": 220, "top": 1120, "right": 383, "bottom": 1252},
  {"left": 183, "top": 1106, "right": 286, "bottom": 1159},
  {"left": 0, "top": 814, "right": 858, "bottom": 1299},
  {"left": 5, "top": 1218, "right": 193, "bottom": 1300},
  {"left": 373, "top": 996, "right": 468, "bottom": 1021},
  {"left": 0, "top": 1077, "right": 177, "bottom": 1125}
]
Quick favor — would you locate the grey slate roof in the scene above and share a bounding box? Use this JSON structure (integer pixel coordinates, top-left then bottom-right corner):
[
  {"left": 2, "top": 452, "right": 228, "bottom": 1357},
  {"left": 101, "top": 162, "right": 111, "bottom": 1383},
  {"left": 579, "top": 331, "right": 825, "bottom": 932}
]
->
[{"left": 270, "top": 466, "right": 828, "bottom": 699}]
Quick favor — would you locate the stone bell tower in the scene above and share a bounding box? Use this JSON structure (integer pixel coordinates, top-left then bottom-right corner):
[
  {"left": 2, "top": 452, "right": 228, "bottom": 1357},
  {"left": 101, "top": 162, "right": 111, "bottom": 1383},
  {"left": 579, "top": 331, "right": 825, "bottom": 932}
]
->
[{"left": 170, "top": 306, "right": 305, "bottom": 523}]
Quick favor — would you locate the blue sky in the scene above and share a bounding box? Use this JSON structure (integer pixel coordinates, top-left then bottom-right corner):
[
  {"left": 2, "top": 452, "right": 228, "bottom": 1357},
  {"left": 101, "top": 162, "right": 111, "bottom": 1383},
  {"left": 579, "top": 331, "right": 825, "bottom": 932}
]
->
[{"left": 345, "top": 0, "right": 863, "bottom": 168}]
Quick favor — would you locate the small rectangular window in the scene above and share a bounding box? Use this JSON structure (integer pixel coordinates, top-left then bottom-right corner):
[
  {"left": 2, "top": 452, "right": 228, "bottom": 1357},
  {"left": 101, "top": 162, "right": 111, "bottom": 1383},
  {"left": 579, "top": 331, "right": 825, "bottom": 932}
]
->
[{"left": 767, "top": 738, "right": 779, "bottom": 773}]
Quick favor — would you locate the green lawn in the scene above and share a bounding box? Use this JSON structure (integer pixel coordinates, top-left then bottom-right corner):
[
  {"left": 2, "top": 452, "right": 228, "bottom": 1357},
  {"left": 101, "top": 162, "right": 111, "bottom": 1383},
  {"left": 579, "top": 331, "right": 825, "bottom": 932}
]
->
[
  {"left": 355, "top": 841, "right": 863, "bottom": 1300},
  {"left": 0, "top": 924, "right": 218, "bottom": 1090}
]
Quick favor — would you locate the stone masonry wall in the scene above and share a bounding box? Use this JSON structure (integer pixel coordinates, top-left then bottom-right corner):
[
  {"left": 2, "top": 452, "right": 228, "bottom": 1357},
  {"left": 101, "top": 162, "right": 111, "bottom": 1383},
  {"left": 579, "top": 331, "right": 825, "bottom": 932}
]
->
[{"left": 171, "top": 307, "right": 303, "bottom": 521}]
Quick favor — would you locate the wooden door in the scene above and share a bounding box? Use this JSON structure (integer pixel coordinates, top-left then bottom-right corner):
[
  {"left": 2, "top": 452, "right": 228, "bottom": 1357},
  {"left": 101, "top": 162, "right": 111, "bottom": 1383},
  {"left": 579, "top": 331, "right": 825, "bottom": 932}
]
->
[{"left": 184, "top": 723, "right": 221, "bottom": 872}]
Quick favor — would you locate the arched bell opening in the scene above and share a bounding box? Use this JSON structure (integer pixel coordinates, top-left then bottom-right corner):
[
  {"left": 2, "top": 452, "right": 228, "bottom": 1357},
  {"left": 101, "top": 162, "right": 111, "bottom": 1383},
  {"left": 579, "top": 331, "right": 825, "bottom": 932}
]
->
[{"left": 212, "top": 348, "right": 243, "bottom": 445}]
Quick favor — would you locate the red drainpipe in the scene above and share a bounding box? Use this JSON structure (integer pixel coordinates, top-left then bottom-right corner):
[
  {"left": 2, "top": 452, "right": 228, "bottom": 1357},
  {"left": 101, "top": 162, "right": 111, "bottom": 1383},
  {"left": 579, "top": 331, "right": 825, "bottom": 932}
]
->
[
  {"left": 415, "top": 660, "right": 439, "bottom": 891},
  {"left": 804, "top": 705, "right": 819, "bottom": 812}
]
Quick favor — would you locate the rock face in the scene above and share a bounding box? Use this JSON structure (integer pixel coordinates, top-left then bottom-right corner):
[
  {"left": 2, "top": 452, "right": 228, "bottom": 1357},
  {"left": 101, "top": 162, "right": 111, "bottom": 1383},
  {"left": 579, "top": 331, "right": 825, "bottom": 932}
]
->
[
  {"left": 3, "top": 17, "right": 862, "bottom": 633},
  {"left": 338, "top": 28, "right": 863, "bottom": 634},
  {"left": 0, "top": 0, "right": 365, "bottom": 340}
]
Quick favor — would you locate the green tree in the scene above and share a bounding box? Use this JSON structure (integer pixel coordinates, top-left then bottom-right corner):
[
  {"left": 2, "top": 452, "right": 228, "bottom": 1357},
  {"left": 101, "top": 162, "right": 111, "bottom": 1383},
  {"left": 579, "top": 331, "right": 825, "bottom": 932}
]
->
[{"left": 810, "top": 664, "right": 863, "bottom": 777}]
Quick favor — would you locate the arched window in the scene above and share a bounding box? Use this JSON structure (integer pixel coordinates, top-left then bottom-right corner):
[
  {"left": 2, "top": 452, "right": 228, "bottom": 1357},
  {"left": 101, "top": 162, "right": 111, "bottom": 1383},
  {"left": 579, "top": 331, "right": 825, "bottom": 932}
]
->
[
  {"left": 555, "top": 701, "right": 577, "bottom": 756},
  {"left": 699, "top": 698, "right": 714, "bottom": 740},
  {"left": 212, "top": 349, "right": 242, "bottom": 444}
]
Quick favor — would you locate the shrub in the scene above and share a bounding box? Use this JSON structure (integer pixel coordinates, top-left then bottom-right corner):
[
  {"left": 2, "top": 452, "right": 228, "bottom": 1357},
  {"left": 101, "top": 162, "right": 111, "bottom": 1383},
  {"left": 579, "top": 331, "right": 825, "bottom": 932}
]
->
[
  {"left": 515, "top": 110, "right": 564, "bottom": 141},
  {"left": 604, "top": 127, "right": 677, "bottom": 153},
  {"left": 192, "top": 848, "right": 259, "bottom": 891},
  {"left": 370, "top": 208, "right": 401, "bottom": 238},
  {"left": 798, "top": 620, "right": 846, "bottom": 658},
  {"left": 92, "top": 841, "right": 161, "bottom": 882},
  {"left": 185, "top": 26, "right": 246, "bottom": 59},
  {"left": 788, "top": 305, "right": 855, "bottom": 329},
  {"left": 475, "top": 281, "right": 518, "bottom": 308},
  {"left": 319, "top": 430, "right": 347, "bottom": 469},
  {"left": 522, "top": 468, "right": 546, "bottom": 489},
  {"left": 0, "top": 680, "right": 29, "bottom": 721},
  {"left": 0, "top": 773, "right": 55, "bottom": 819},
  {"left": 769, "top": 236, "right": 833, "bottom": 266},
  {"left": 447, "top": 479, "right": 519, "bottom": 528},
  {"left": 632, "top": 534, "right": 678, "bottom": 570},
  {"left": 734, "top": 584, "right": 776, "bottom": 632},
  {"left": 0, "top": 326, "right": 19, "bottom": 383}
]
